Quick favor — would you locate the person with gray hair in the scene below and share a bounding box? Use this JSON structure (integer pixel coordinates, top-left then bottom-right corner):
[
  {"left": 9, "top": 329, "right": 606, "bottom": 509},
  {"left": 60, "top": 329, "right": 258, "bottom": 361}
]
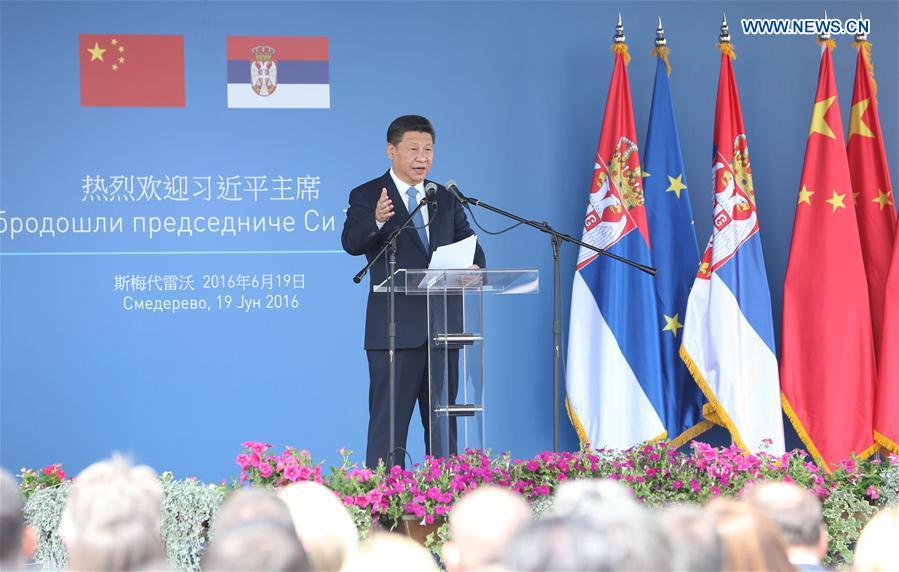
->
[
  {"left": 659, "top": 504, "right": 724, "bottom": 572},
  {"left": 506, "top": 507, "right": 673, "bottom": 571},
  {"left": 202, "top": 487, "right": 309, "bottom": 571},
  {"left": 550, "top": 478, "right": 639, "bottom": 520},
  {"left": 59, "top": 455, "right": 165, "bottom": 571},
  {"left": 441, "top": 485, "right": 531, "bottom": 571},
  {"left": 1, "top": 468, "right": 26, "bottom": 570},
  {"left": 743, "top": 480, "right": 828, "bottom": 571}
]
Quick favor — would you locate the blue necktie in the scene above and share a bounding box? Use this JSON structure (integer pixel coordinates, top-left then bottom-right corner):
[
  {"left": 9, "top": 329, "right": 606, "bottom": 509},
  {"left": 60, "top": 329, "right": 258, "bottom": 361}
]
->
[{"left": 407, "top": 188, "right": 429, "bottom": 252}]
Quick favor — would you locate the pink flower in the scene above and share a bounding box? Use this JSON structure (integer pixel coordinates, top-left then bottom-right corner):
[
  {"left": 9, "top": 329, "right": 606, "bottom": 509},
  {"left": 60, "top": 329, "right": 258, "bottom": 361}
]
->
[
  {"left": 866, "top": 485, "right": 880, "bottom": 500},
  {"left": 284, "top": 464, "right": 301, "bottom": 482},
  {"left": 690, "top": 479, "right": 701, "bottom": 492},
  {"left": 424, "top": 514, "right": 435, "bottom": 525},
  {"left": 672, "top": 479, "right": 684, "bottom": 490},
  {"left": 259, "top": 463, "right": 273, "bottom": 479},
  {"left": 343, "top": 495, "right": 355, "bottom": 506},
  {"left": 526, "top": 460, "right": 539, "bottom": 472}
]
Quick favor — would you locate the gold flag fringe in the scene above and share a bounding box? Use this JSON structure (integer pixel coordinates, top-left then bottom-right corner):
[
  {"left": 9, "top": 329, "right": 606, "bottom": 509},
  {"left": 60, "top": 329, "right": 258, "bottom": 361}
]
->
[
  {"left": 611, "top": 42, "right": 631, "bottom": 65},
  {"left": 717, "top": 42, "right": 735, "bottom": 60},
  {"left": 652, "top": 46, "right": 672, "bottom": 76},
  {"left": 817, "top": 38, "right": 837, "bottom": 51},
  {"left": 852, "top": 40, "right": 878, "bottom": 99}
]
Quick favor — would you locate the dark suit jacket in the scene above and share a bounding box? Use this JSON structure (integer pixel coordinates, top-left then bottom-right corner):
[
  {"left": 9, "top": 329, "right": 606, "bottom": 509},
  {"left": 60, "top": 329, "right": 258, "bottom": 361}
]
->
[{"left": 342, "top": 171, "right": 486, "bottom": 350}]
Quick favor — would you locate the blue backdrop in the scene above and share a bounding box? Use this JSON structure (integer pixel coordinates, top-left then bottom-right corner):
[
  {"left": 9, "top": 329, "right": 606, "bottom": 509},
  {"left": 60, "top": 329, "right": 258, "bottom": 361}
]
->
[{"left": 2, "top": 1, "right": 896, "bottom": 482}]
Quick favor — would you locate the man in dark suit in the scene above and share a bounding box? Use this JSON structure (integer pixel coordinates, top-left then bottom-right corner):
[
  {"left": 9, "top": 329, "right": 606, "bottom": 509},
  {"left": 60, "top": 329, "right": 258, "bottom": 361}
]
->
[{"left": 342, "top": 115, "right": 486, "bottom": 469}]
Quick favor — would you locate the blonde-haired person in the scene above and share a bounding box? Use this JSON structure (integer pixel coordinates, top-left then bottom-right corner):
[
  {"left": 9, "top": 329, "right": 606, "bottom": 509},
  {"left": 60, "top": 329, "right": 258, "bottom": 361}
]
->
[
  {"left": 341, "top": 533, "right": 438, "bottom": 572},
  {"left": 705, "top": 498, "right": 794, "bottom": 571},
  {"left": 59, "top": 455, "right": 165, "bottom": 571},
  {"left": 277, "top": 481, "right": 358, "bottom": 571},
  {"left": 854, "top": 505, "right": 899, "bottom": 571}
]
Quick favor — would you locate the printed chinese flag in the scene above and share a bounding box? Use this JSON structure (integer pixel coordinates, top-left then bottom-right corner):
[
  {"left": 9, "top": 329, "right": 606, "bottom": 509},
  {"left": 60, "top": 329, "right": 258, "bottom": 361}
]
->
[
  {"left": 847, "top": 44, "right": 897, "bottom": 361},
  {"left": 780, "top": 41, "right": 877, "bottom": 469},
  {"left": 80, "top": 34, "right": 184, "bottom": 107},
  {"left": 877, "top": 226, "right": 899, "bottom": 453}
]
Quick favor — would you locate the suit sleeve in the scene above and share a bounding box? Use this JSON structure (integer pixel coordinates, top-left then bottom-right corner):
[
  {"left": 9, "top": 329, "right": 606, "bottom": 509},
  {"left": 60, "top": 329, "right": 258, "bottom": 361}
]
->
[
  {"left": 452, "top": 198, "right": 486, "bottom": 268},
  {"left": 342, "top": 187, "right": 383, "bottom": 256}
]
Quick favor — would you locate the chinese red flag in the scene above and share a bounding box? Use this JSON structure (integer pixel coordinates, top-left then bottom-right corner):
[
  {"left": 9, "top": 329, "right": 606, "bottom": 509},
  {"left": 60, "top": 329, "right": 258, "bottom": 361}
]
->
[
  {"left": 80, "top": 34, "right": 185, "bottom": 107},
  {"left": 847, "top": 44, "right": 897, "bottom": 360},
  {"left": 780, "top": 42, "right": 877, "bottom": 469},
  {"left": 877, "top": 228, "right": 899, "bottom": 453}
]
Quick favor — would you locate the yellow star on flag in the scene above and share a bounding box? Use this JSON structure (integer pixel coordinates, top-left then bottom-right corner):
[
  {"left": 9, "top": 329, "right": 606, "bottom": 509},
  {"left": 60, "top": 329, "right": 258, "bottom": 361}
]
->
[
  {"left": 873, "top": 190, "right": 893, "bottom": 211},
  {"left": 666, "top": 174, "right": 687, "bottom": 199},
  {"left": 662, "top": 313, "right": 684, "bottom": 337},
  {"left": 87, "top": 42, "right": 106, "bottom": 62},
  {"left": 111, "top": 64, "right": 118, "bottom": 71},
  {"left": 797, "top": 185, "right": 814, "bottom": 206},
  {"left": 825, "top": 190, "right": 847, "bottom": 213},
  {"left": 849, "top": 99, "right": 875, "bottom": 139},
  {"left": 111, "top": 38, "right": 118, "bottom": 45},
  {"left": 809, "top": 96, "right": 836, "bottom": 139}
]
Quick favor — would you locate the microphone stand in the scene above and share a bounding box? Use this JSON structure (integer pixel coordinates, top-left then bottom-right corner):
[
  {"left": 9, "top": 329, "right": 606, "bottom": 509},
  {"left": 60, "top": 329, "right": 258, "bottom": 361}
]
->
[
  {"left": 451, "top": 187, "right": 655, "bottom": 452},
  {"left": 353, "top": 195, "right": 434, "bottom": 468}
]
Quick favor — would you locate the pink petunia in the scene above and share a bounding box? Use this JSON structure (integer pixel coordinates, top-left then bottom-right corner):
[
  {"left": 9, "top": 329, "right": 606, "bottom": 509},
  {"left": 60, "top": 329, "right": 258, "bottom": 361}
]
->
[{"left": 866, "top": 485, "right": 880, "bottom": 500}]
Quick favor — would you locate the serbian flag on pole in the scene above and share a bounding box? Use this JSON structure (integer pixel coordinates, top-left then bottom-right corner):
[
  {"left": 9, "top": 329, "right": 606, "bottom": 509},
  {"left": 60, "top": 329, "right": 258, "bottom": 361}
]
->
[
  {"left": 847, "top": 40, "right": 897, "bottom": 364},
  {"left": 679, "top": 30, "right": 784, "bottom": 454},
  {"left": 877, "top": 225, "right": 899, "bottom": 453},
  {"left": 79, "top": 34, "right": 184, "bottom": 107},
  {"left": 566, "top": 24, "right": 667, "bottom": 449},
  {"left": 642, "top": 36, "right": 710, "bottom": 446},
  {"left": 781, "top": 39, "right": 877, "bottom": 469}
]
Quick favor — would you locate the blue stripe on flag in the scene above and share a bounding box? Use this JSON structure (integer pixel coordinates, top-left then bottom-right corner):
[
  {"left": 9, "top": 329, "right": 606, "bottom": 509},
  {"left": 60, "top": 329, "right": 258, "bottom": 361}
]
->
[
  {"left": 579, "top": 231, "right": 667, "bottom": 423},
  {"left": 227, "top": 60, "right": 329, "bottom": 84},
  {"left": 713, "top": 234, "right": 777, "bottom": 353}
]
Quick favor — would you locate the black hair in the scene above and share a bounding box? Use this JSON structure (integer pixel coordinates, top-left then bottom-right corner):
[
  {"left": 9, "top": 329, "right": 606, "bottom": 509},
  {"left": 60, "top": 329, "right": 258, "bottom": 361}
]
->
[{"left": 386, "top": 115, "right": 435, "bottom": 146}]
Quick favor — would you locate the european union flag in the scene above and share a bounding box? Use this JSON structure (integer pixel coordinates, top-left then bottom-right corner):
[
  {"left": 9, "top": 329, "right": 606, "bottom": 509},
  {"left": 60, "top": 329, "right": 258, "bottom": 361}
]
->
[{"left": 642, "top": 51, "right": 709, "bottom": 445}]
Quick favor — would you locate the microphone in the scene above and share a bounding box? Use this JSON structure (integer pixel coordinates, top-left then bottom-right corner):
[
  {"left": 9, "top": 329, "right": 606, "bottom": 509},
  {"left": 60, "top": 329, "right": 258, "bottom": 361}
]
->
[
  {"left": 424, "top": 182, "right": 438, "bottom": 204},
  {"left": 444, "top": 179, "right": 469, "bottom": 205}
]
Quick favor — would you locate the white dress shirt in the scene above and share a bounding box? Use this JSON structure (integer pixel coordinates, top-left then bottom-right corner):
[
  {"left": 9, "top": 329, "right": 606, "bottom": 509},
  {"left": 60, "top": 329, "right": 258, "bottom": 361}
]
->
[{"left": 375, "top": 169, "right": 430, "bottom": 241}]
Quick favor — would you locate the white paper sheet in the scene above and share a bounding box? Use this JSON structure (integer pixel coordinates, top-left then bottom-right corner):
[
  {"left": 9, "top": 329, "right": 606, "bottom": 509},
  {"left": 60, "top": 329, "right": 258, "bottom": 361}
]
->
[{"left": 428, "top": 234, "right": 477, "bottom": 270}]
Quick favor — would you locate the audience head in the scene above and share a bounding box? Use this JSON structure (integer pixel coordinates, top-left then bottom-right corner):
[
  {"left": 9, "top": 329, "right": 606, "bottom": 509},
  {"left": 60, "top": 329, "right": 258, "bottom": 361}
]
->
[
  {"left": 59, "top": 455, "right": 164, "bottom": 571},
  {"left": 506, "top": 507, "right": 673, "bottom": 571},
  {"left": 204, "top": 487, "right": 309, "bottom": 571},
  {"left": 442, "top": 485, "right": 531, "bottom": 571},
  {"left": 705, "top": 498, "right": 793, "bottom": 571},
  {"left": 1, "top": 468, "right": 25, "bottom": 569},
  {"left": 551, "top": 478, "right": 639, "bottom": 520},
  {"left": 278, "top": 481, "right": 358, "bottom": 571},
  {"left": 340, "top": 533, "right": 438, "bottom": 572},
  {"left": 744, "top": 480, "right": 827, "bottom": 563},
  {"left": 659, "top": 504, "right": 723, "bottom": 572},
  {"left": 853, "top": 505, "right": 899, "bottom": 572}
]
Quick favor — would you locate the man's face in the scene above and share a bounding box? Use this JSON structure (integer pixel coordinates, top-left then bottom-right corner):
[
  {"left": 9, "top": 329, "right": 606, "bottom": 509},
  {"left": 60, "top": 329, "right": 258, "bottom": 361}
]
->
[{"left": 387, "top": 131, "right": 434, "bottom": 186}]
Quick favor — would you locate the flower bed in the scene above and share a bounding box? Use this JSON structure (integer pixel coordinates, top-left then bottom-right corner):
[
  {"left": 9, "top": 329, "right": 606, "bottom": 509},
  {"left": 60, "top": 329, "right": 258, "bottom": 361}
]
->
[{"left": 19, "top": 441, "right": 899, "bottom": 571}]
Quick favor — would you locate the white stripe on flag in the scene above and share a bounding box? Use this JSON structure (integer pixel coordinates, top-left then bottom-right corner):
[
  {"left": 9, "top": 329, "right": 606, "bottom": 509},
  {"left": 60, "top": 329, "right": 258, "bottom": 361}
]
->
[
  {"left": 681, "top": 273, "right": 785, "bottom": 453},
  {"left": 566, "top": 272, "right": 666, "bottom": 449},
  {"left": 227, "top": 84, "right": 330, "bottom": 109}
]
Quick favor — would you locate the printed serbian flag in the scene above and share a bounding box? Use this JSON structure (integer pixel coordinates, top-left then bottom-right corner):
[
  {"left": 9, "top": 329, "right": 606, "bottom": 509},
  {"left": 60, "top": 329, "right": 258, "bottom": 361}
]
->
[
  {"left": 80, "top": 34, "right": 185, "bottom": 107},
  {"left": 227, "top": 36, "right": 330, "bottom": 109}
]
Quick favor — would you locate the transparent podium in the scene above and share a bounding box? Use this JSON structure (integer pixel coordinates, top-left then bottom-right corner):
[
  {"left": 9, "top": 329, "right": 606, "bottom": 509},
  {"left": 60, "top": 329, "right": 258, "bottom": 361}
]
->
[{"left": 375, "top": 269, "right": 539, "bottom": 457}]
